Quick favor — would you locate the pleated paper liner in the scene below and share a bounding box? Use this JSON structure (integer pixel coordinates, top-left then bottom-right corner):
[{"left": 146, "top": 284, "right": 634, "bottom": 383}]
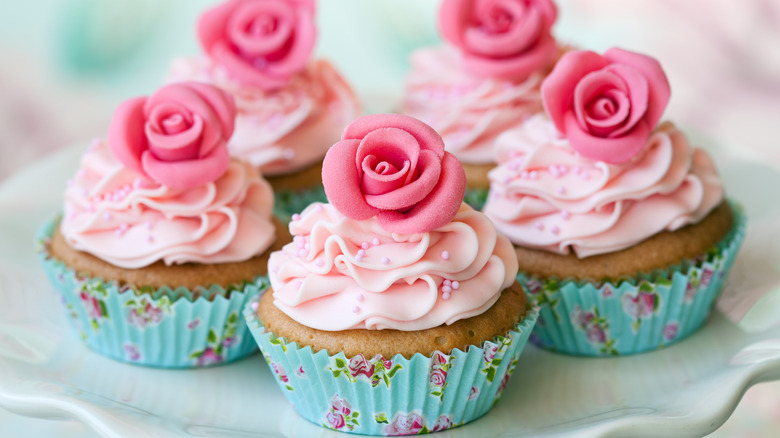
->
[
  {"left": 519, "top": 202, "right": 746, "bottom": 356},
  {"left": 36, "top": 217, "right": 269, "bottom": 368},
  {"left": 244, "top": 298, "right": 539, "bottom": 436},
  {"left": 273, "top": 184, "right": 327, "bottom": 224},
  {"left": 463, "top": 187, "right": 489, "bottom": 211}
]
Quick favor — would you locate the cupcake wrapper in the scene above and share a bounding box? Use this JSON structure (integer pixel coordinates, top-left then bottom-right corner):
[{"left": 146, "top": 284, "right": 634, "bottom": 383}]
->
[
  {"left": 36, "top": 218, "right": 269, "bottom": 368},
  {"left": 521, "top": 202, "right": 746, "bottom": 356},
  {"left": 273, "top": 184, "right": 327, "bottom": 223},
  {"left": 244, "top": 301, "right": 539, "bottom": 436},
  {"left": 463, "top": 187, "right": 489, "bottom": 211}
]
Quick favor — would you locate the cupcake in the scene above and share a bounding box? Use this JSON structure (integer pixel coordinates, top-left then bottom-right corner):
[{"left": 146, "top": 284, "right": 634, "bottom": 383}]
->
[
  {"left": 37, "top": 82, "right": 288, "bottom": 368},
  {"left": 244, "top": 114, "right": 538, "bottom": 435},
  {"left": 401, "top": 0, "right": 562, "bottom": 210},
  {"left": 169, "top": 0, "right": 361, "bottom": 221},
  {"left": 482, "top": 48, "right": 746, "bottom": 356}
]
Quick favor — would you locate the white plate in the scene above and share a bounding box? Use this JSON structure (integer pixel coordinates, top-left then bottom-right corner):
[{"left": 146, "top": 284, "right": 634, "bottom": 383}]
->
[{"left": 2, "top": 144, "right": 780, "bottom": 437}]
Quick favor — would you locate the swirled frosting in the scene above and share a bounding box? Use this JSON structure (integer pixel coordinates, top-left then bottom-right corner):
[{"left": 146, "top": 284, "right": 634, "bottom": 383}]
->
[
  {"left": 401, "top": 46, "right": 545, "bottom": 164},
  {"left": 483, "top": 115, "right": 724, "bottom": 258},
  {"left": 268, "top": 203, "right": 517, "bottom": 331},
  {"left": 168, "top": 58, "right": 360, "bottom": 175},
  {"left": 61, "top": 139, "right": 276, "bottom": 268}
]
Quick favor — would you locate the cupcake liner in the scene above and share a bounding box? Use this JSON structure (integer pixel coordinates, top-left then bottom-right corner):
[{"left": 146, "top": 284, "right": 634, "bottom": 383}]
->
[
  {"left": 244, "top": 300, "right": 539, "bottom": 436},
  {"left": 36, "top": 218, "right": 269, "bottom": 368},
  {"left": 520, "top": 202, "right": 746, "bottom": 356},
  {"left": 463, "top": 187, "right": 489, "bottom": 211},
  {"left": 273, "top": 184, "right": 327, "bottom": 223}
]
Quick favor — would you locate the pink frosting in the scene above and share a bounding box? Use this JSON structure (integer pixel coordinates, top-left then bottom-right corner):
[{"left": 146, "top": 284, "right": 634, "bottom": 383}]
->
[
  {"left": 322, "top": 114, "right": 466, "bottom": 234},
  {"left": 402, "top": 46, "right": 546, "bottom": 163},
  {"left": 169, "top": 57, "right": 360, "bottom": 176},
  {"left": 541, "top": 48, "right": 671, "bottom": 164},
  {"left": 109, "top": 82, "right": 236, "bottom": 191},
  {"left": 61, "top": 140, "right": 276, "bottom": 269},
  {"left": 439, "top": 0, "right": 558, "bottom": 81},
  {"left": 482, "top": 115, "right": 724, "bottom": 258},
  {"left": 198, "top": 0, "right": 316, "bottom": 91},
  {"left": 268, "top": 203, "right": 518, "bottom": 331}
]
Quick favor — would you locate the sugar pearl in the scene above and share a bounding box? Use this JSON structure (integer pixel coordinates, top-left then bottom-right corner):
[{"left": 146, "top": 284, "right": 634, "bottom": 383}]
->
[
  {"left": 381, "top": 257, "right": 390, "bottom": 265},
  {"left": 442, "top": 286, "right": 452, "bottom": 294},
  {"left": 452, "top": 281, "right": 460, "bottom": 290},
  {"left": 441, "top": 251, "right": 450, "bottom": 260},
  {"left": 361, "top": 241, "right": 370, "bottom": 250},
  {"left": 442, "top": 292, "right": 451, "bottom": 301},
  {"left": 372, "top": 237, "right": 380, "bottom": 246}
]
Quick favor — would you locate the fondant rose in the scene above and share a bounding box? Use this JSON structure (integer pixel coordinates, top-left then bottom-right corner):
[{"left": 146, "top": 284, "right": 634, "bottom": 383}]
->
[
  {"left": 198, "top": 0, "right": 316, "bottom": 90},
  {"left": 322, "top": 114, "right": 466, "bottom": 234},
  {"left": 108, "top": 82, "right": 236, "bottom": 190},
  {"left": 439, "top": 0, "right": 559, "bottom": 80},
  {"left": 541, "top": 48, "right": 671, "bottom": 164}
]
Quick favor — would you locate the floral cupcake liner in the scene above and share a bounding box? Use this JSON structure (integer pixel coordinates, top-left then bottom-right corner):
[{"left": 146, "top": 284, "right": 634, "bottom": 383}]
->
[
  {"left": 36, "top": 218, "right": 269, "bottom": 368},
  {"left": 244, "top": 299, "right": 539, "bottom": 436},
  {"left": 520, "top": 202, "right": 746, "bottom": 357},
  {"left": 273, "top": 184, "right": 327, "bottom": 224},
  {"left": 463, "top": 187, "right": 489, "bottom": 211}
]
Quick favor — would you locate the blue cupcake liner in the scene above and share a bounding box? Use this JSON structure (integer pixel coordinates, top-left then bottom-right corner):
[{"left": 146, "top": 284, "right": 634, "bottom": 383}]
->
[
  {"left": 36, "top": 217, "right": 270, "bottom": 368},
  {"left": 519, "top": 202, "right": 746, "bottom": 356},
  {"left": 273, "top": 184, "right": 327, "bottom": 224},
  {"left": 244, "top": 299, "right": 539, "bottom": 436}
]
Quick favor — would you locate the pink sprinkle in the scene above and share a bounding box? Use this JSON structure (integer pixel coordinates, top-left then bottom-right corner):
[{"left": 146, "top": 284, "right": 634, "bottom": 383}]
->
[
  {"left": 443, "top": 279, "right": 452, "bottom": 287},
  {"left": 560, "top": 211, "right": 571, "bottom": 220},
  {"left": 520, "top": 171, "right": 529, "bottom": 179},
  {"left": 503, "top": 175, "right": 511, "bottom": 184},
  {"left": 441, "top": 251, "right": 450, "bottom": 260},
  {"left": 103, "top": 213, "right": 113, "bottom": 221},
  {"left": 283, "top": 149, "right": 295, "bottom": 160},
  {"left": 132, "top": 178, "right": 144, "bottom": 189},
  {"left": 529, "top": 171, "right": 538, "bottom": 179},
  {"left": 452, "top": 281, "right": 460, "bottom": 290},
  {"left": 361, "top": 241, "right": 370, "bottom": 250},
  {"left": 442, "top": 292, "right": 451, "bottom": 301},
  {"left": 355, "top": 254, "right": 364, "bottom": 262},
  {"left": 314, "top": 204, "right": 324, "bottom": 212},
  {"left": 536, "top": 222, "right": 545, "bottom": 231},
  {"left": 292, "top": 213, "right": 301, "bottom": 221},
  {"left": 548, "top": 165, "right": 560, "bottom": 178},
  {"left": 304, "top": 243, "right": 310, "bottom": 251},
  {"left": 572, "top": 166, "right": 582, "bottom": 175},
  {"left": 551, "top": 225, "right": 560, "bottom": 235},
  {"left": 145, "top": 221, "right": 154, "bottom": 230},
  {"left": 352, "top": 306, "right": 360, "bottom": 314},
  {"left": 315, "top": 258, "right": 324, "bottom": 267},
  {"left": 442, "top": 286, "right": 452, "bottom": 294},
  {"left": 294, "top": 280, "right": 302, "bottom": 289},
  {"left": 357, "top": 294, "right": 365, "bottom": 302},
  {"left": 272, "top": 265, "right": 279, "bottom": 273},
  {"left": 357, "top": 249, "right": 366, "bottom": 257},
  {"left": 114, "top": 229, "right": 125, "bottom": 237},
  {"left": 250, "top": 301, "right": 259, "bottom": 311},
  {"left": 381, "top": 257, "right": 390, "bottom": 265},
  {"left": 581, "top": 172, "right": 590, "bottom": 180},
  {"left": 146, "top": 235, "right": 154, "bottom": 243},
  {"left": 558, "top": 165, "right": 569, "bottom": 175},
  {"left": 509, "top": 161, "right": 520, "bottom": 171},
  {"left": 557, "top": 186, "right": 566, "bottom": 195},
  {"left": 297, "top": 248, "right": 308, "bottom": 257},
  {"left": 372, "top": 237, "right": 380, "bottom": 246},
  {"left": 86, "top": 204, "right": 95, "bottom": 212},
  {"left": 119, "top": 223, "right": 129, "bottom": 232}
]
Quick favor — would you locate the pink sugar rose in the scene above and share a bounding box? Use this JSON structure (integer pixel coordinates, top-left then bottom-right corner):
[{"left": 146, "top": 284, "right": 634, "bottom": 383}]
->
[
  {"left": 322, "top": 114, "right": 466, "bottom": 234},
  {"left": 108, "top": 82, "right": 236, "bottom": 190},
  {"left": 542, "top": 48, "right": 671, "bottom": 164},
  {"left": 439, "top": 0, "right": 558, "bottom": 81},
  {"left": 198, "top": 0, "right": 316, "bottom": 90}
]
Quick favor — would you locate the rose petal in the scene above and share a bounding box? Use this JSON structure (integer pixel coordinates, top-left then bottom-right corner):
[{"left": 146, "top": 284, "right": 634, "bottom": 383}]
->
[
  {"left": 141, "top": 142, "right": 230, "bottom": 190},
  {"left": 356, "top": 127, "right": 421, "bottom": 185},
  {"left": 463, "top": 32, "right": 558, "bottom": 81},
  {"left": 360, "top": 155, "right": 411, "bottom": 196},
  {"left": 439, "top": 0, "right": 472, "bottom": 48},
  {"left": 265, "top": 9, "right": 316, "bottom": 77},
  {"left": 342, "top": 114, "right": 445, "bottom": 159},
  {"left": 322, "top": 139, "right": 379, "bottom": 220},
  {"left": 376, "top": 152, "right": 465, "bottom": 234},
  {"left": 542, "top": 50, "right": 612, "bottom": 134},
  {"left": 573, "top": 69, "right": 633, "bottom": 137},
  {"left": 146, "top": 102, "right": 194, "bottom": 135},
  {"left": 605, "top": 48, "right": 670, "bottom": 129},
  {"left": 145, "top": 113, "right": 204, "bottom": 162},
  {"left": 108, "top": 96, "right": 148, "bottom": 177},
  {"left": 227, "top": 1, "right": 295, "bottom": 57},
  {"left": 564, "top": 112, "right": 651, "bottom": 164},
  {"left": 364, "top": 149, "right": 442, "bottom": 210},
  {"left": 465, "top": 0, "right": 540, "bottom": 57},
  {"left": 602, "top": 64, "right": 649, "bottom": 138},
  {"left": 584, "top": 88, "right": 632, "bottom": 137}
]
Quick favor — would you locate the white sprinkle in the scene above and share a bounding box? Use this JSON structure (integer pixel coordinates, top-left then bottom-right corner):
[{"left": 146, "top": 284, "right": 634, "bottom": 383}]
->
[
  {"left": 372, "top": 237, "right": 380, "bottom": 246},
  {"left": 315, "top": 258, "right": 324, "bottom": 267},
  {"left": 292, "top": 213, "right": 301, "bottom": 221},
  {"left": 442, "top": 286, "right": 452, "bottom": 294},
  {"left": 314, "top": 204, "right": 324, "bottom": 212},
  {"left": 357, "top": 249, "right": 366, "bottom": 257},
  {"left": 535, "top": 222, "right": 545, "bottom": 231},
  {"left": 557, "top": 186, "right": 566, "bottom": 195},
  {"left": 529, "top": 171, "right": 538, "bottom": 180},
  {"left": 441, "top": 251, "right": 450, "bottom": 260},
  {"left": 551, "top": 225, "right": 560, "bottom": 235},
  {"left": 572, "top": 166, "right": 582, "bottom": 175},
  {"left": 443, "top": 279, "right": 452, "bottom": 287},
  {"left": 381, "top": 257, "right": 390, "bottom": 265},
  {"left": 452, "top": 281, "right": 460, "bottom": 290},
  {"left": 297, "top": 248, "right": 307, "bottom": 257},
  {"left": 355, "top": 254, "right": 364, "bottom": 262},
  {"left": 352, "top": 306, "right": 360, "bottom": 314},
  {"left": 442, "top": 292, "right": 451, "bottom": 301},
  {"left": 581, "top": 172, "right": 590, "bottom": 180},
  {"left": 361, "top": 241, "right": 369, "bottom": 250},
  {"left": 146, "top": 235, "right": 154, "bottom": 243},
  {"left": 357, "top": 294, "right": 365, "bottom": 303},
  {"left": 560, "top": 211, "right": 571, "bottom": 220},
  {"left": 103, "top": 213, "right": 113, "bottom": 221}
]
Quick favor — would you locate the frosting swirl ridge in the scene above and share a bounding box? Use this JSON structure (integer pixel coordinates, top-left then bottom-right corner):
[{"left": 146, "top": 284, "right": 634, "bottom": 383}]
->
[
  {"left": 483, "top": 115, "right": 724, "bottom": 257},
  {"left": 61, "top": 140, "right": 276, "bottom": 268},
  {"left": 269, "top": 203, "right": 517, "bottom": 331}
]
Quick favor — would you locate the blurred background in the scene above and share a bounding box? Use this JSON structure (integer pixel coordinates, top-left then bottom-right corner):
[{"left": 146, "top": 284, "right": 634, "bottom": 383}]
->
[{"left": 0, "top": 0, "right": 779, "bottom": 436}]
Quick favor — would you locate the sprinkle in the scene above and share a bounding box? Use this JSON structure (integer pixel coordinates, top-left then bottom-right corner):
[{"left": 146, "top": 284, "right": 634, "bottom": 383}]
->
[
  {"left": 357, "top": 294, "right": 365, "bottom": 303},
  {"left": 294, "top": 236, "right": 305, "bottom": 248},
  {"left": 297, "top": 248, "right": 307, "bottom": 257},
  {"left": 557, "top": 186, "right": 566, "bottom": 195},
  {"left": 503, "top": 175, "right": 512, "bottom": 184},
  {"left": 381, "top": 257, "right": 390, "bottom": 265},
  {"left": 146, "top": 235, "right": 154, "bottom": 243},
  {"left": 355, "top": 254, "right": 364, "bottom": 262},
  {"left": 250, "top": 301, "right": 259, "bottom": 311},
  {"left": 315, "top": 258, "right": 324, "bottom": 267},
  {"left": 452, "top": 281, "right": 460, "bottom": 290},
  {"left": 361, "top": 241, "right": 370, "bottom": 250},
  {"left": 283, "top": 148, "right": 295, "bottom": 160},
  {"left": 314, "top": 204, "right": 324, "bottom": 212},
  {"left": 304, "top": 243, "right": 310, "bottom": 251},
  {"left": 103, "top": 213, "right": 113, "bottom": 221},
  {"left": 119, "top": 223, "right": 129, "bottom": 232},
  {"left": 536, "top": 222, "right": 545, "bottom": 231},
  {"left": 441, "top": 251, "right": 450, "bottom": 260},
  {"left": 443, "top": 279, "right": 452, "bottom": 287},
  {"left": 572, "top": 166, "right": 582, "bottom": 175},
  {"left": 133, "top": 178, "right": 143, "bottom": 189},
  {"left": 352, "top": 306, "right": 360, "bottom": 314},
  {"left": 292, "top": 213, "right": 301, "bottom": 222},
  {"left": 145, "top": 221, "right": 154, "bottom": 230},
  {"left": 509, "top": 161, "right": 520, "bottom": 171},
  {"left": 551, "top": 225, "right": 560, "bottom": 235},
  {"left": 548, "top": 165, "right": 560, "bottom": 178},
  {"left": 581, "top": 172, "right": 590, "bottom": 180},
  {"left": 86, "top": 204, "right": 95, "bottom": 212},
  {"left": 371, "top": 237, "right": 380, "bottom": 246},
  {"left": 520, "top": 171, "right": 529, "bottom": 179},
  {"left": 442, "top": 286, "right": 452, "bottom": 294},
  {"left": 442, "top": 292, "right": 451, "bottom": 301},
  {"left": 558, "top": 165, "right": 569, "bottom": 175},
  {"left": 560, "top": 211, "right": 571, "bottom": 220},
  {"left": 272, "top": 265, "right": 279, "bottom": 273},
  {"left": 357, "top": 249, "right": 366, "bottom": 257},
  {"left": 294, "top": 280, "right": 302, "bottom": 289},
  {"left": 529, "top": 171, "right": 538, "bottom": 179}
]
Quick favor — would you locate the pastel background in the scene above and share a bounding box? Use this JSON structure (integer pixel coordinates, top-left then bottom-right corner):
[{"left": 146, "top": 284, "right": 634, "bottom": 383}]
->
[{"left": 1, "top": 0, "right": 779, "bottom": 436}]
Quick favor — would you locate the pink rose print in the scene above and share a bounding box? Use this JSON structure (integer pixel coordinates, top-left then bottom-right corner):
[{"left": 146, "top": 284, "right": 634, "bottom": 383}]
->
[
  {"left": 497, "top": 370, "right": 512, "bottom": 394},
  {"left": 701, "top": 268, "right": 714, "bottom": 287},
  {"left": 273, "top": 363, "right": 289, "bottom": 383},
  {"left": 124, "top": 344, "right": 141, "bottom": 361},
  {"left": 322, "top": 114, "right": 467, "bottom": 234},
  {"left": 429, "top": 367, "right": 448, "bottom": 387},
  {"left": 664, "top": 322, "right": 679, "bottom": 341},
  {"left": 195, "top": 347, "right": 224, "bottom": 367},
  {"left": 187, "top": 318, "right": 201, "bottom": 330},
  {"left": 602, "top": 286, "right": 614, "bottom": 299},
  {"left": 586, "top": 324, "right": 607, "bottom": 344},
  {"left": 80, "top": 292, "right": 103, "bottom": 320},
  {"left": 348, "top": 354, "right": 375, "bottom": 379},
  {"left": 198, "top": 0, "right": 316, "bottom": 90},
  {"left": 108, "top": 82, "right": 236, "bottom": 190},
  {"left": 524, "top": 279, "right": 542, "bottom": 295},
  {"left": 542, "top": 48, "right": 671, "bottom": 164},
  {"left": 432, "top": 351, "right": 448, "bottom": 366},
  {"left": 622, "top": 291, "right": 656, "bottom": 320},
  {"left": 295, "top": 365, "right": 306, "bottom": 377},
  {"left": 323, "top": 394, "right": 360, "bottom": 431},
  {"left": 439, "top": 0, "right": 558, "bottom": 81},
  {"left": 326, "top": 412, "right": 346, "bottom": 430},
  {"left": 385, "top": 412, "right": 425, "bottom": 436},
  {"left": 469, "top": 386, "right": 480, "bottom": 400},
  {"left": 331, "top": 395, "right": 352, "bottom": 416},
  {"left": 432, "top": 415, "right": 453, "bottom": 432}
]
